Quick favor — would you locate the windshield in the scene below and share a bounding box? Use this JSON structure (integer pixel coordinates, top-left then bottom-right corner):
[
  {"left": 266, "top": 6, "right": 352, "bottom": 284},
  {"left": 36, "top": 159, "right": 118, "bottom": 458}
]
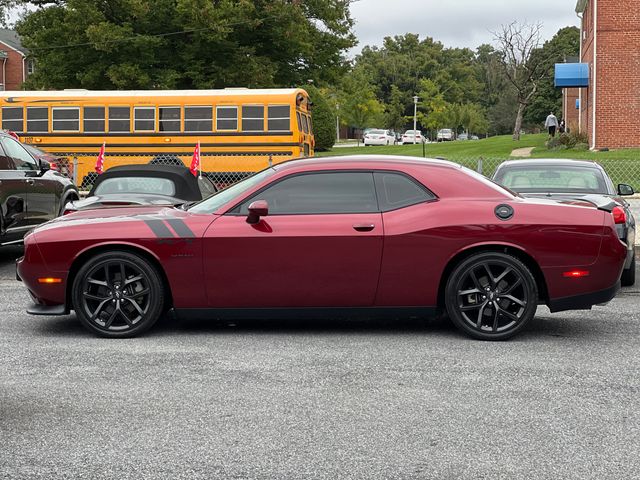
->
[
  {"left": 189, "top": 168, "right": 275, "bottom": 214},
  {"left": 95, "top": 177, "right": 176, "bottom": 196},
  {"left": 494, "top": 166, "right": 607, "bottom": 194},
  {"left": 404, "top": 130, "right": 420, "bottom": 135}
]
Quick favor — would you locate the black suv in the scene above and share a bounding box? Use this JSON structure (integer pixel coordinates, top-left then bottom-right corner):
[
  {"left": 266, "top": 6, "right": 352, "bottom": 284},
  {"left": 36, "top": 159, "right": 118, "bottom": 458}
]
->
[{"left": 0, "top": 133, "right": 79, "bottom": 246}]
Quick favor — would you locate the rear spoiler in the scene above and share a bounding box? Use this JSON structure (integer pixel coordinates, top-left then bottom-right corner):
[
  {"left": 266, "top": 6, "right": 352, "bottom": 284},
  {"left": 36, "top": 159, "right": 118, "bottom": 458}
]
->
[{"left": 580, "top": 195, "right": 618, "bottom": 213}]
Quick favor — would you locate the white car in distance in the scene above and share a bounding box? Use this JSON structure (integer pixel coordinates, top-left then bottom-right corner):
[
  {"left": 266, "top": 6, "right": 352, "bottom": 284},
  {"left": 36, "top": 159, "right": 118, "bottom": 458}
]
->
[
  {"left": 437, "top": 128, "right": 455, "bottom": 142},
  {"left": 401, "top": 130, "right": 425, "bottom": 144},
  {"left": 364, "top": 129, "right": 396, "bottom": 146}
]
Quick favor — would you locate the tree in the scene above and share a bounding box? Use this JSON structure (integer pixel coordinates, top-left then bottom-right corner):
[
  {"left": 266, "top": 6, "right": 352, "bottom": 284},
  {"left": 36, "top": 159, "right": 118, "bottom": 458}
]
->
[
  {"left": 305, "top": 85, "right": 336, "bottom": 152},
  {"left": 493, "top": 21, "right": 547, "bottom": 140},
  {"left": 16, "top": 0, "right": 357, "bottom": 90},
  {"left": 384, "top": 85, "right": 407, "bottom": 133},
  {"left": 339, "top": 67, "right": 384, "bottom": 137}
]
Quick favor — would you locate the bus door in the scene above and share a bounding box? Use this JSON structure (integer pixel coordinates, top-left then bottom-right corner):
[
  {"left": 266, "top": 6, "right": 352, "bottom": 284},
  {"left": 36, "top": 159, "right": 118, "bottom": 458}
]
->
[{"left": 296, "top": 111, "right": 311, "bottom": 157}]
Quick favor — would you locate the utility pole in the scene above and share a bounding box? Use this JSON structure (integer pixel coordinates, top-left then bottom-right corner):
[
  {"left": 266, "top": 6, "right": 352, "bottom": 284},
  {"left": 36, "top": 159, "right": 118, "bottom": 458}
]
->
[
  {"left": 413, "top": 95, "right": 419, "bottom": 144},
  {"left": 336, "top": 103, "right": 340, "bottom": 143}
]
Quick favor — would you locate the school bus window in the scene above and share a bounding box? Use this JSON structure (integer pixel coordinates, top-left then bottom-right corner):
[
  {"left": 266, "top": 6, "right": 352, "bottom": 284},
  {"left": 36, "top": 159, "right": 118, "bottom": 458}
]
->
[
  {"left": 185, "top": 106, "right": 212, "bottom": 132},
  {"left": 268, "top": 105, "right": 290, "bottom": 132},
  {"left": 159, "top": 107, "right": 180, "bottom": 132},
  {"left": 296, "top": 111, "right": 302, "bottom": 133},
  {"left": 52, "top": 107, "right": 80, "bottom": 132},
  {"left": 134, "top": 107, "right": 155, "bottom": 132},
  {"left": 2, "top": 107, "right": 23, "bottom": 132},
  {"left": 306, "top": 115, "right": 313, "bottom": 134},
  {"left": 301, "top": 114, "right": 309, "bottom": 134},
  {"left": 242, "top": 105, "right": 264, "bottom": 132},
  {"left": 109, "top": 107, "right": 131, "bottom": 132},
  {"left": 84, "top": 107, "right": 105, "bottom": 133},
  {"left": 27, "top": 107, "right": 48, "bottom": 133},
  {"left": 216, "top": 106, "right": 238, "bottom": 131}
]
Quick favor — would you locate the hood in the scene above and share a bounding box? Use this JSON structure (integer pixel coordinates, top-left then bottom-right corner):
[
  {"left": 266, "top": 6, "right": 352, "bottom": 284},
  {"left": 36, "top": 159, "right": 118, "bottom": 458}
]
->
[{"left": 68, "top": 194, "right": 183, "bottom": 210}]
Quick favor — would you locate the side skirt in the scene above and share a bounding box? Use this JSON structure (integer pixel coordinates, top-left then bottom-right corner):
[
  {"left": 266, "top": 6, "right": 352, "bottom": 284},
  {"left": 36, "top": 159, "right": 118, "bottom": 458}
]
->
[{"left": 171, "top": 306, "right": 439, "bottom": 321}]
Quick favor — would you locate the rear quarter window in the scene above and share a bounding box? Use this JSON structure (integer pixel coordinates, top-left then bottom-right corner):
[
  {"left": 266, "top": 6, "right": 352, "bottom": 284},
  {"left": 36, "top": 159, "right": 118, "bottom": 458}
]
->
[{"left": 374, "top": 172, "right": 435, "bottom": 211}]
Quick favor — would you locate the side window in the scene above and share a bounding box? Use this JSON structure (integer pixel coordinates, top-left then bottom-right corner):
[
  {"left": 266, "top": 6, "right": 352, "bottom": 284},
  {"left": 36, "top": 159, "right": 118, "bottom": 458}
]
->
[
  {"left": 216, "top": 106, "right": 238, "bottom": 131},
  {"left": 268, "top": 105, "right": 290, "bottom": 132},
  {"left": 2, "top": 107, "right": 23, "bottom": 132},
  {"left": 27, "top": 107, "right": 48, "bottom": 133},
  {"left": 238, "top": 172, "right": 378, "bottom": 215},
  {"left": 1, "top": 138, "right": 37, "bottom": 170},
  {"left": 0, "top": 144, "right": 15, "bottom": 170},
  {"left": 185, "top": 106, "right": 212, "bottom": 132},
  {"left": 52, "top": 107, "right": 80, "bottom": 132},
  {"left": 159, "top": 107, "right": 180, "bottom": 132},
  {"left": 374, "top": 172, "right": 435, "bottom": 211},
  {"left": 301, "top": 114, "right": 309, "bottom": 134},
  {"left": 134, "top": 107, "right": 155, "bottom": 132},
  {"left": 296, "top": 112, "right": 302, "bottom": 133},
  {"left": 306, "top": 115, "right": 313, "bottom": 134},
  {"left": 109, "top": 106, "right": 131, "bottom": 132},
  {"left": 198, "top": 177, "right": 217, "bottom": 198},
  {"left": 84, "top": 107, "right": 105, "bottom": 132},
  {"left": 242, "top": 105, "right": 264, "bottom": 132}
]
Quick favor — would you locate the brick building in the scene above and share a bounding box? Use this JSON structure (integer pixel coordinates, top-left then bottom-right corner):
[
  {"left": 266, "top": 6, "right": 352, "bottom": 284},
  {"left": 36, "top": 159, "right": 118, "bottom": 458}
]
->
[
  {"left": 0, "top": 29, "right": 33, "bottom": 91},
  {"left": 563, "top": 0, "right": 640, "bottom": 150}
]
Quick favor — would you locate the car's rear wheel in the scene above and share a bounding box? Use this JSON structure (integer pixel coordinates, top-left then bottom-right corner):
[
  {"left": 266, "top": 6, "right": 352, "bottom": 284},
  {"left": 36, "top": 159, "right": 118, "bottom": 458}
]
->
[
  {"left": 445, "top": 252, "right": 538, "bottom": 340},
  {"left": 621, "top": 253, "right": 635, "bottom": 287},
  {"left": 72, "top": 251, "right": 164, "bottom": 338}
]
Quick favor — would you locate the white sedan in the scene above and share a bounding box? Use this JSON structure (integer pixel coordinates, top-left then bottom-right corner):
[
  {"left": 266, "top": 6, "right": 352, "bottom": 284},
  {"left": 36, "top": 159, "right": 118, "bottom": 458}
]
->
[
  {"left": 401, "top": 130, "right": 426, "bottom": 144},
  {"left": 364, "top": 129, "right": 395, "bottom": 146}
]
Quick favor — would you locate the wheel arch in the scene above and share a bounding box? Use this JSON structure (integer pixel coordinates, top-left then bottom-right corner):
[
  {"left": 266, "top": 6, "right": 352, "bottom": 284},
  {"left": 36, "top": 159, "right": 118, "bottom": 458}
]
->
[
  {"left": 66, "top": 242, "right": 174, "bottom": 312},
  {"left": 437, "top": 243, "right": 549, "bottom": 309}
]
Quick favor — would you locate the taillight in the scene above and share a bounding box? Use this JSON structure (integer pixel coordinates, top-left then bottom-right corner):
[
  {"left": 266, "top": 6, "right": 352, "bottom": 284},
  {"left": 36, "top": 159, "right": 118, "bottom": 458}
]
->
[
  {"left": 49, "top": 162, "right": 59, "bottom": 171},
  {"left": 63, "top": 209, "right": 74, "bottom": 215},
  {"left": 612, "top": 206, "right": 626, "bottom": 224}
]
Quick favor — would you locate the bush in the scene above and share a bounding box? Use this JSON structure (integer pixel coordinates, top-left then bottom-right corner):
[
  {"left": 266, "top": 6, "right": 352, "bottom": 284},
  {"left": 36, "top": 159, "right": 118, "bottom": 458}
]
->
[
  {"left": 547, "top": 132, "right": 589, "bottom": 150},
  {"left": 305, "top": 85, "right": 336, "bottom": 152}
]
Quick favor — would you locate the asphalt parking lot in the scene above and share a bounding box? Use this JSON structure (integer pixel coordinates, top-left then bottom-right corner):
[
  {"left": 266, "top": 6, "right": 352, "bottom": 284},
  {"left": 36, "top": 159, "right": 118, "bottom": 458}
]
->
[{"left": 1, "top": 246, "right": 639, "bottom": 480}]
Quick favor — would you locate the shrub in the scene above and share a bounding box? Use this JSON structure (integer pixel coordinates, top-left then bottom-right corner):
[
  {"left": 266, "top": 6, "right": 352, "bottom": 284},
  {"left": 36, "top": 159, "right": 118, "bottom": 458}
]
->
[
  {"left": 547, "top": 132, "right": 589, "bottom": 150},
  {"left": 305, "top": 85, "right": 336, "bottom": 152}
]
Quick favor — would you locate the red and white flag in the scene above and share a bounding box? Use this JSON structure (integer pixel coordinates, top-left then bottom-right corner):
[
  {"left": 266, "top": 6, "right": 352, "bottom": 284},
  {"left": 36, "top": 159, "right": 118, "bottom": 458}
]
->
[
  {"left": 95, "top": 142, "right": 106, "bottom": 175},
  {"left": 190, "top": 141, "right": 201, "bottom": 177}
]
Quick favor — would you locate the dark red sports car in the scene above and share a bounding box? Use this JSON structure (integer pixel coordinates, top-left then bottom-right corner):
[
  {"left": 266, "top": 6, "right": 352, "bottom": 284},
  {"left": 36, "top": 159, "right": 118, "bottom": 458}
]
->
[{"left": 16, "top": 156, "right": 627, "bottom": 340}]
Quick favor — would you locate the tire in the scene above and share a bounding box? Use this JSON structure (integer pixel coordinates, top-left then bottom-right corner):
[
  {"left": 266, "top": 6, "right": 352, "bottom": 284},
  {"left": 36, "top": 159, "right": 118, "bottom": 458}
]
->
[
  {"left": 621, "top": 253, "right": 636, "bottom": 287},
  {"left": 445, "top": 252, "right": 538, "bottom": 340},
  {"left": 72, "top": 251, "right": 165, "bottom": 338}
]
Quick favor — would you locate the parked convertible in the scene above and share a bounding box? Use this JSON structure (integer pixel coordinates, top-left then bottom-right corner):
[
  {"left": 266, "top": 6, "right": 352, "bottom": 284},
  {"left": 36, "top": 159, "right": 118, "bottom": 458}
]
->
[
  {"left": 493, "top": 159, "right": 636, "bottom": 286},
  {"left": 17, "top": 156, "right": 627, "bottom": 340},
  {"left": 64, "top": 165, "right": 217, "bottom": 213}
]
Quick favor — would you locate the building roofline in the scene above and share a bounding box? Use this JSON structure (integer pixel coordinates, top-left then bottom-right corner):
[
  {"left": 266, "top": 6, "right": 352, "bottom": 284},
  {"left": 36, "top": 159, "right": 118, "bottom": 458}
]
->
[
  {"left": 576, "top": 0, "right": 588, "bottom": 14},
  {"left": 0, "top": 39, "right": 26, "bottom": 57}
]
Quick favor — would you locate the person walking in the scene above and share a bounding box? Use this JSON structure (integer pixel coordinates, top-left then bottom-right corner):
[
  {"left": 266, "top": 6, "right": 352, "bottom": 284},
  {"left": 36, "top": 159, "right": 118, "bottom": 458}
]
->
[{"left": 545, "top": 112, "right": 559, "bottom": 137}]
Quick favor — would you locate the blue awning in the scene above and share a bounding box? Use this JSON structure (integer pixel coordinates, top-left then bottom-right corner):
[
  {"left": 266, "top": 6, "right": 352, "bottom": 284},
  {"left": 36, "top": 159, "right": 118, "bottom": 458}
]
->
[{"left": 555, "top": 63, "right": 589, "bottom": 88}]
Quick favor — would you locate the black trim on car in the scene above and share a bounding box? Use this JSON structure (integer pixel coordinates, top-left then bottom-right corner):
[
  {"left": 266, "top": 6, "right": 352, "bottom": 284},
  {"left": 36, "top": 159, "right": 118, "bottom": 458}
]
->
[
  {"left": 26, "top": 303, "right": 69, "bottom": 316},
  {"left": 547, "top": 281, "right": 621, "bottom": 313}
]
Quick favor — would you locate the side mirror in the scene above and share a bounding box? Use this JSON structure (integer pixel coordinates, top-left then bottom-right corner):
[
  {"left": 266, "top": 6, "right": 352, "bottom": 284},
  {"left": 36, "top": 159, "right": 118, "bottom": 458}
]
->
[
  {"left": 618, "top": 184, "right": 634, "bottom": 196},
  {"left": 246, "top": 200, "right": 269, "bottom": 224},
  {"left": 39, "top": 161, "right": 51, "bottom": 175}
]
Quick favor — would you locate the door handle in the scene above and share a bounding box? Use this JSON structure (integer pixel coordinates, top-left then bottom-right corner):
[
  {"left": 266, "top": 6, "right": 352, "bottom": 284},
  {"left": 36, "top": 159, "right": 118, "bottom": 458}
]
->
[
  {"left": 353, "top": 224, "right": 375, "bottom": 232},
  {"left": 25, "top": 178, "right": 35, "bottom": 185}
]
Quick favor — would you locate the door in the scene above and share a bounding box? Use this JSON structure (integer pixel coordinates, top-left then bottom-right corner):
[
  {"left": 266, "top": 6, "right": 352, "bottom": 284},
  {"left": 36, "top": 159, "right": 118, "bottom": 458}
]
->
[
  {"left": 0, "top": 144, "right": 29, "bottom": 240},
  {"left": 203, "top": 171, "right": 384, "bottom": 308},
  {"left": 1, "top": 137, "right": 59, "bottom": 226}
]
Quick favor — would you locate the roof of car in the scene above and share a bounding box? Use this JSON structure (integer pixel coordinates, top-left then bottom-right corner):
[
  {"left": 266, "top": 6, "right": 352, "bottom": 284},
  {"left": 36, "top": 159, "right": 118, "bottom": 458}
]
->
[
  {"left": 89, "top": 164, "right": 205, "bottom": 200},
  {"left": 498, "top": 158, "right": 602, "bottom": 169},
  {"left": 273, "top": 155, "right": 463, "bottom": 172}
]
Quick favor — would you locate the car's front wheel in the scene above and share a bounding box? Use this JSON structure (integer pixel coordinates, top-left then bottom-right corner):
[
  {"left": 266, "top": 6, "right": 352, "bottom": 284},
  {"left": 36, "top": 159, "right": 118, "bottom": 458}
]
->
[
  {"left": 445, "top": 252, "right": 538, "bottom": 340},
  {"left": 72, "top": 251, "right": 165, "bottom": 338}
]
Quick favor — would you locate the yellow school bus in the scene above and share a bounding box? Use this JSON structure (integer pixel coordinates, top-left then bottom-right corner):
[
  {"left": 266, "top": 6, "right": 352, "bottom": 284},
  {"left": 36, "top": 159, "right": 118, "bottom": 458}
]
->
[{"left": 0, "top": 88, "right": 314, "bottom": 186}]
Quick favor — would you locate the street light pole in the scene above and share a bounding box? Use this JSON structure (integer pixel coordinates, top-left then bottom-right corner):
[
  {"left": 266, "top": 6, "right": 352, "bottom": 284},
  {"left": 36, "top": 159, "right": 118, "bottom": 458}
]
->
[
  {"left": 336, "top": 103, "right": 340, "bottom": 143},
  {"left": 413, "top": 95, "right": 419, "bottom": 144}
]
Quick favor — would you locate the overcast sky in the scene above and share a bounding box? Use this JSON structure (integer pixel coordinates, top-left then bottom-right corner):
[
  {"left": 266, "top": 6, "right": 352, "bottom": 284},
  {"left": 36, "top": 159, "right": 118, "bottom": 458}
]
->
[{"left": 349, "top": 0, "right": 579, "bottom": 55}]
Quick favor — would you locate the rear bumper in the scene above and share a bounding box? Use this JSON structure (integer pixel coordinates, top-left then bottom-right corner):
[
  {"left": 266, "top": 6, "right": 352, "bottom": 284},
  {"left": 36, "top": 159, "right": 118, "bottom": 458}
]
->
[{"left": 548, "top": 280, "right": 621, "bottom": 313}]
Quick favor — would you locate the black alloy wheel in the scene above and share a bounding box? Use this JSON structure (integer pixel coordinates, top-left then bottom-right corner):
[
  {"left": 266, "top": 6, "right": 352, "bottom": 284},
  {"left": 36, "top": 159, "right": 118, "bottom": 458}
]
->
[
  {"left": 445, "top": 252, "right": 538, "bottom": 340},
  {"left": 72, "top": 251, "right": 165, "bottom": 337}
]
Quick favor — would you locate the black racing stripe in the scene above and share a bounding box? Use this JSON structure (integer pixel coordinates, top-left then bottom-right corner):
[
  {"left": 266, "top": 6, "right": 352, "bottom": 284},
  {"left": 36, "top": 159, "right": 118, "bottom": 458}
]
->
[
  {"left": 144, "top": 219, "right": 175, "bottom": 238},
  {"left": 165, "top": 219, "right": 195, "bottom": 238}
]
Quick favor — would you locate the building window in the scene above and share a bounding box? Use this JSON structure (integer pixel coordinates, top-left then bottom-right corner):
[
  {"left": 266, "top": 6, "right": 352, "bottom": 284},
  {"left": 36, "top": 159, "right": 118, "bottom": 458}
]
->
[
  {"left": 242, "top": 105, "right": 264, "bottom": 132},
  {"left": 84, "top": 106, "right": 105, "bottom": 132},
  {"left": 52, "top": 107, "right": 80, "bottom": 132},
  {"left": 134, "top": 107, "right": 155, "bottom": 132},
  {"left": 1, "top": 107, "right": 23, "bottom": 132},
  {"left": 159, "top": 107, "right": 180, "bottom": 132},
  {"left": 27, "top": 107, "right": 48, "bottom": 133},
  {"left": 216, "top": 106, "right": 238, "bottom": 131},
  {"left": 267, "top": 105, "right": 290, "bottom": 132},
  {"left": 109, "top": 106, "right": 131, "bottom": 132},
  {"left": 184, "top": 106, "right": 212, "bottom": 132},
  {"left": 27, "top": 59, "right": 35, "bottom": 75}
]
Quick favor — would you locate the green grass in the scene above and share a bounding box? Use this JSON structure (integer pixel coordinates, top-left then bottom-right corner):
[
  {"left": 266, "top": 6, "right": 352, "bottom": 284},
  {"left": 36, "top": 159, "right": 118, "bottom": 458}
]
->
[{"left": 316, "top": 134, "right": 640, "bottom": 187}]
